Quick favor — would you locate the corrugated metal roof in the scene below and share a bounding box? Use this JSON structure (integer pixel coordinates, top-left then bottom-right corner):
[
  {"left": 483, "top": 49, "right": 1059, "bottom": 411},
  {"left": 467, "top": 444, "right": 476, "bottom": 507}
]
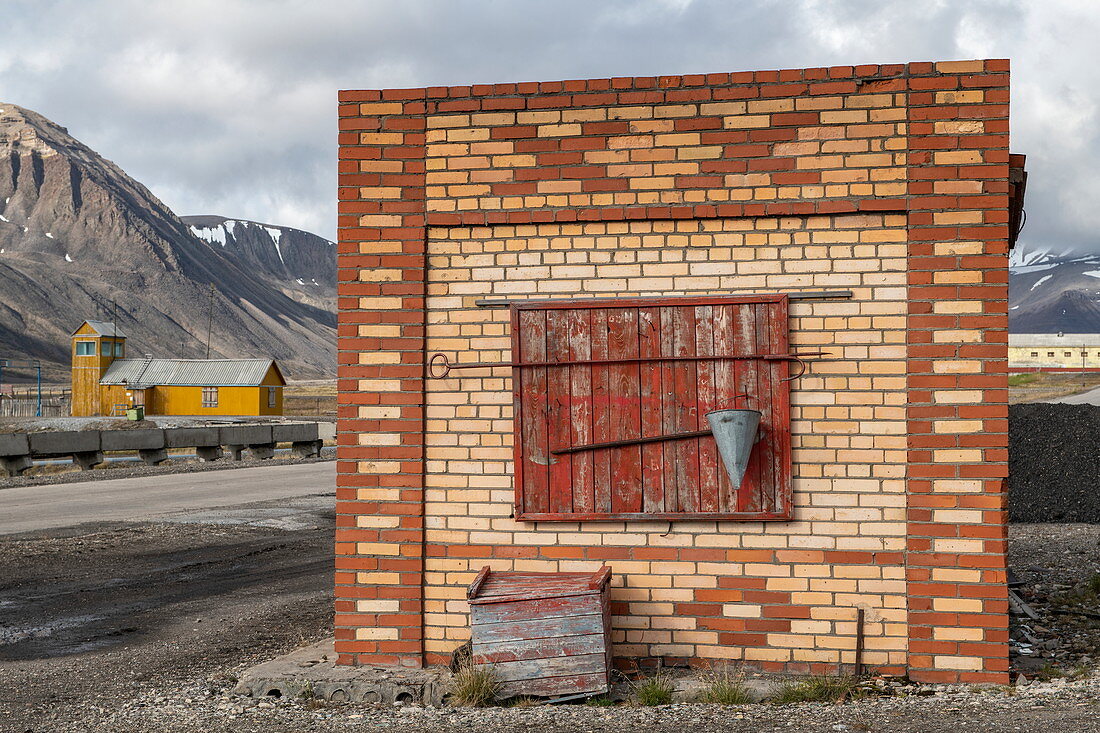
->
[
  {"left": 1009, "top": 334, "right": 1100, "bottom": 347},
  {"left": 100, "top": 358, "right": 277, "bottom": 387},
  {"left": 74, "top": 320, "right": 128, "bottom": 338}
]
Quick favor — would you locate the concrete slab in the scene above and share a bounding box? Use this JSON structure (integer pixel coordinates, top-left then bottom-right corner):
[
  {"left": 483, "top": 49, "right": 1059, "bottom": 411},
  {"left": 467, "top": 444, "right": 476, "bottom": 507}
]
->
[
  {"left": 29, "top": 430, "right": 99, "bottom": 457},
  {"left": 164, "top": 427, "right": 221, "bottom": 448},
  {"left": 0, "top": 433, "right": 29, "bottom": 457},
  {"left": 272, "top": 423, "right": 319, "bottom": 443},
  {"left": 220, "top": 425, "right": 274, "bottom": 446},
  {"left": 233, "top": 638, "right": 450, "bottom": 705},
  {"left": 102, "top": 428, "right": 166, "bottom": 451}
]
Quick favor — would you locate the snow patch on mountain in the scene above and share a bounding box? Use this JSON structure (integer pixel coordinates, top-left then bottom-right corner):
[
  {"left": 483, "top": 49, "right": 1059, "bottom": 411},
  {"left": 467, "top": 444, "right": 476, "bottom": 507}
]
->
[
  {"left": 1030, "top": 274, "right": 1053, "bottom": 291},
  {"left": 190, "top": 224, "right": 227, "bottom": 246},
  {"left": 1010, "top": 244, "right": 1055, "bottom": 270}
]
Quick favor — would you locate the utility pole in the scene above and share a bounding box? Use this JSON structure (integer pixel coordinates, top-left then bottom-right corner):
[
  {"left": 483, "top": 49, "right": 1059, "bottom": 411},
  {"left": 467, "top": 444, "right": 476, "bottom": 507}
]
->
[{"left": 205, "top": 283, "right": 216, "bottom": 359}]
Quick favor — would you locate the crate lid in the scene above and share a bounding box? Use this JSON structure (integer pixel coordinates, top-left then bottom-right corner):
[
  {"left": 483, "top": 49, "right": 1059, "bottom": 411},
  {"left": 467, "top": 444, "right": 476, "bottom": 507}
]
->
[{"left": 467, "top": 566, "right": 611, "bottom": 605}]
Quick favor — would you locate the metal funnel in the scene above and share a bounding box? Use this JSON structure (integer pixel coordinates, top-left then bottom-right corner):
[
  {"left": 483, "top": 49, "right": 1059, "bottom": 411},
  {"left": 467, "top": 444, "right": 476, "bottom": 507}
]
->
[{"left": 705, "top": 408, "right": 761, "bottom": 491}]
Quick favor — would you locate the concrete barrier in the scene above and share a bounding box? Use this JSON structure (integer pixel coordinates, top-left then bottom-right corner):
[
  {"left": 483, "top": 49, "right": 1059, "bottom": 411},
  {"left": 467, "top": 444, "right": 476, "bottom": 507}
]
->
[
  {"left": 272, "top": 423, "right": 319, "bottom": 443},
  {"left": 164, "top": 427, "right": 220, "bottom": 448},
  {"left": 0, "top": 432, "right": 30, "bottom": 457},
  {"left": 102, "top": 428, "right": 165, "bottom": 451},
  {"left": 29, "top": 430, "right": 100, "bottom": 457},
  {"left": 0, "top": 422, "right": 329, "bottom": 477},
  {"left": 219, "top": 425, "right": 274, "bottom": 446}
]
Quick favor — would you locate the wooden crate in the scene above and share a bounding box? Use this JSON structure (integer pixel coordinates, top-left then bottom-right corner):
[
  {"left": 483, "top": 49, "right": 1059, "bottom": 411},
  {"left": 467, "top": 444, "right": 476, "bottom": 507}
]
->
[{"left": 467, "top": 566, "right": 612, "bottom": 699}]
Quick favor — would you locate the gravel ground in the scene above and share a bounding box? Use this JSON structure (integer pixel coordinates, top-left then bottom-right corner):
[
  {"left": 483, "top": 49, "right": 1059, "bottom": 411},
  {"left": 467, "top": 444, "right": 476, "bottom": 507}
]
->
[
  {"left": 0, "top": 448, "right": 335, "bottom": 490},
  {"left": 1009, "top": 403, "right": 1100, "bottom": 523},
  {"left": 1, "top": 521, "right": 1097, "bottom": 732},
  {"left": 0, "top": 517, "right": 334, "bottom": 733}
]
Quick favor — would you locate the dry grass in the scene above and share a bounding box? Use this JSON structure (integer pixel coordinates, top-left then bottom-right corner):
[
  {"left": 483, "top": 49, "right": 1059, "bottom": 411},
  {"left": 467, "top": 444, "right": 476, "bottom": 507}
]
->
[
  {"left": 632, "top": 671, "right": 676, "bottom": 706},
  {"left": 697, "top": 665, "right": 753, "bottom": 705},
  {"left": 769, "top": 676, "right": 859, "bottom": 704},
  {"left": 448, "top": 665, "right": 501, "bottom": 707},
  {"left": 283, "top": 380, "right": 336, "bottom": 418}
]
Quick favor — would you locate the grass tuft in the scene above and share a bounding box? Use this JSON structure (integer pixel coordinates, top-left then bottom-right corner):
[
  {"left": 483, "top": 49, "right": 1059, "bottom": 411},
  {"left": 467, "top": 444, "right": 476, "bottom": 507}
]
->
[
  {"left": 633, "top": 672, "right": 676, "bottom": 706},
  {"left": 449, "top": 665, "right": 501, "bottom": 707},
  {"left": 769, "top": 675, "right": 859, "bottom": 705},
  {"left": 1008, "top": 373, "right": 1040, "bottom": 387},
  {"left": 585, "top": 694, "right": 617, "bottom": 706},
  {"left": 697, "top": 666, "right": 753, "bottom": 705}
]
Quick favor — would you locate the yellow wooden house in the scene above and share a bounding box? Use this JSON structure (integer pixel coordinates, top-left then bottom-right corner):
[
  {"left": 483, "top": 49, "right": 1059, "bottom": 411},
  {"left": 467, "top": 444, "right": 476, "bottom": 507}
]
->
[{"left": 70, "top": 320, "right": 285, "bottom": 417}]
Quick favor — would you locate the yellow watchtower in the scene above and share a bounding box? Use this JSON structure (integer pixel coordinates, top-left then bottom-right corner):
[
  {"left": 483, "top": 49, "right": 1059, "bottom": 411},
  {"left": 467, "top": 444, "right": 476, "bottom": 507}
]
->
[{"left": 71, "top": 320, "right": 126, "bottom": 416}]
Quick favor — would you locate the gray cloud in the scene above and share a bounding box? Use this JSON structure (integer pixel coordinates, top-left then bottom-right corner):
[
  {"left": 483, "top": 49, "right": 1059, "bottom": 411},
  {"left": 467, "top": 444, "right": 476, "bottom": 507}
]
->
[{"left": 0, "top": 0, "right": 1094, "bottom": 252}]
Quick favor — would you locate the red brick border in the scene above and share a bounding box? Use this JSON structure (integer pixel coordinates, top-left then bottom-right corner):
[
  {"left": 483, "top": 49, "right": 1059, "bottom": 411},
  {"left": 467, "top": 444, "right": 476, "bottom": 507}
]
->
[
  {"left": 904, "top": 59, "right": 1011, "bottom": 683},
  {"left": 337, "top": 60, "right": 1014, "bottom": 681}
]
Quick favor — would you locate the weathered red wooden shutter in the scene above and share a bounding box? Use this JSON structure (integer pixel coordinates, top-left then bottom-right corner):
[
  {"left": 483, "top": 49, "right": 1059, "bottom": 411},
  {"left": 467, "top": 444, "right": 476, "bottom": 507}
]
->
[{"left": 512, "top": 294, "right": 791, "bottom": 521}]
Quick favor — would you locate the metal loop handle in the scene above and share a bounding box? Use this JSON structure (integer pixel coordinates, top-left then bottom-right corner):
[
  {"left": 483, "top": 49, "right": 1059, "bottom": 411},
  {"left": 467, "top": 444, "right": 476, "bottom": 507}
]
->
[
  {"left": 781, "top": 356, "right": 807, "bottom": 383},
  {"left": 428, "top": 353, "right": 452, "bottom": 379}
]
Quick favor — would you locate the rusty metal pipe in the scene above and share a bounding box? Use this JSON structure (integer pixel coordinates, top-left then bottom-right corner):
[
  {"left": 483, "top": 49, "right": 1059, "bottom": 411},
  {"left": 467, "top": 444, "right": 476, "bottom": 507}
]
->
[
  {"left": 854, "top": 607, "right": 865, "bottom": 679},
  {"left": 428, "top": 351, "right": 828, "bottom": 379},
  {"left": 551, "top": 428, "right": 715, "bottom": 455}
]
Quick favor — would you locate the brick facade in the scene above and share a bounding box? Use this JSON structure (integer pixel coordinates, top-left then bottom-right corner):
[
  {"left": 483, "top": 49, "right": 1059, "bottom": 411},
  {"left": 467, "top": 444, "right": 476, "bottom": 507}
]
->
[{"left": 336, "top": 59, "right": 1012, "bottom": 683}]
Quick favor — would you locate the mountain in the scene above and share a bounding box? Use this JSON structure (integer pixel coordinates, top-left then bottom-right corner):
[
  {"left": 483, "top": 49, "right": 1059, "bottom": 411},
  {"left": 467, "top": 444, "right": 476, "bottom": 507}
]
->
[
  {"left": 0, "top": 102, "right": 335, "bottom": 380},
  {"left": 1009, "top": 242, "right": 1100, "bottom": 333},
  {"left": 182, "top": 216, "right": 335, "bottom": 311}
]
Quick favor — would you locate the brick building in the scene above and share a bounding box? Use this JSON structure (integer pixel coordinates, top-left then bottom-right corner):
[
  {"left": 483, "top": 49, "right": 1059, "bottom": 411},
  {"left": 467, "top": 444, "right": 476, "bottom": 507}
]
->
[
  {"left": 336, "top": 59, "right": 1022, "bottom": 684},
  {"left": 1009, "top": 332, "right": 1100, "bottom": 372}
]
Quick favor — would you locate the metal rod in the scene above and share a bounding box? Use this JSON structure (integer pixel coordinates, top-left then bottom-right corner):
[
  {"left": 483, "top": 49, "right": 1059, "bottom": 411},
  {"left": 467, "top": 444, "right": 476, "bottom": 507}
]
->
[
  {"left": 552, "top": 429, "right": 713, "bottom": 455},
  {"left": 854, "top": 608, "right": 865, "bottom": 679},
  {"left": 429, "top": 351, "right": 828, "bottom": 379},
  {"left": 474, "top": 290, "right": 854, "bottom": 309}
]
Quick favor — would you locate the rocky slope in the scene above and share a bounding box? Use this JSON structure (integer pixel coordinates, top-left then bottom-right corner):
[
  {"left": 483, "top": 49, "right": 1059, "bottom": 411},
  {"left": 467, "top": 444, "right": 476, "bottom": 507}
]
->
[
  {"left": 182, "top": 216, "right": 334, "bottom": 311},
  {"left": 0, "top": 103, "right": 334, "bottom": 378},
  {"left": 1010, "top": 243, "right": 1100, "bottom": 333}
]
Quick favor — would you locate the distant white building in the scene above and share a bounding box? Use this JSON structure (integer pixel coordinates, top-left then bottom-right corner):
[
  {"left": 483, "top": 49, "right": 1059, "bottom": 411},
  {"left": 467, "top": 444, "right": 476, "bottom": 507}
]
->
[{"left": 1009, "top": 333, "right": 1100, "bottom": 370}]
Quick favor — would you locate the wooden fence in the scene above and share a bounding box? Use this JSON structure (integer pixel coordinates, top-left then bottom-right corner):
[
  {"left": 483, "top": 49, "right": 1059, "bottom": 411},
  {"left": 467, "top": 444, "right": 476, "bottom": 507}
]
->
[{"left": 0, "top": 389, "right": 71, "bottom": 418}]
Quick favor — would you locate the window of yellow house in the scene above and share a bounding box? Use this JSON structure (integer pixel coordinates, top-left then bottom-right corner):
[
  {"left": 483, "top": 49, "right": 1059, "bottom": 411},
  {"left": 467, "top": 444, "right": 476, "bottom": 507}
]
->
[
  {"left": 1048, "top": 352, "right": 1055, "bottom": 357},
  {"left": 1031, "top": 352, "right": 1038, "bottom": 357},
  {"left": 75, "top": 341, "right": 95, "bottom": 356},
  {"left": 115, "top": 342, "right": 124, "bottom": 357},
  {"left": 1064, "top": 351, "right": 1072, "bottom": 357},
  {"left": 267, "top": 387, "right": 277, "bottom": 408},
  {"left": 202, "top": 387, "right": 218, "bottom": 408}
]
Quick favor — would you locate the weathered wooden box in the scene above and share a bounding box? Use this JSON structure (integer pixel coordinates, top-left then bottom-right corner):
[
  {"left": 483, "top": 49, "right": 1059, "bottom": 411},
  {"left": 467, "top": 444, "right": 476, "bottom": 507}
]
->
[{"left": 467, "top": 566, "right": 612, "bottom": 699}]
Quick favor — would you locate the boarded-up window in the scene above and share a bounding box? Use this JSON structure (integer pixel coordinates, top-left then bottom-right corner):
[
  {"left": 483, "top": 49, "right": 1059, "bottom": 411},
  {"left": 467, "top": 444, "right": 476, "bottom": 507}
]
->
[
  {"left": 512, "top": 294, "right": 791, "bottom": 522},
  {"left": 202, "top": 387, "right": 218, "bottom": 408}
]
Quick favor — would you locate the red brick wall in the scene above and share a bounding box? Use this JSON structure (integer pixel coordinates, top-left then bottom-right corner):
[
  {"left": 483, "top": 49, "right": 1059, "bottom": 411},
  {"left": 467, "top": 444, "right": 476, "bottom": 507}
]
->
[
  {"left": 336, "top": 59, "right": 1012, "bottom": 682},
  {"left": 903, "top": 59, "right": 1011, "bottom": 683}
]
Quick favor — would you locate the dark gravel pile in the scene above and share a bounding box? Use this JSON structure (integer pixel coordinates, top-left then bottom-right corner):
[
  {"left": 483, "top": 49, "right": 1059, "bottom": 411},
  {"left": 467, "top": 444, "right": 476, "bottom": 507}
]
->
[{"left": 1010, "top": 403, "right": 1100, "bottom": 523}]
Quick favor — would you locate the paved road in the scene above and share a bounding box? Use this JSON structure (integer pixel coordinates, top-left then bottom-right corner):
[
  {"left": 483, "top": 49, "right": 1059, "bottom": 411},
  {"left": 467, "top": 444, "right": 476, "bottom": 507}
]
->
[
  {"left": 0, "top": 460, "right": 335, "bottom": 535},
  {"left": 1045, "top": 384, "right": 1100, "bottom": 404}
]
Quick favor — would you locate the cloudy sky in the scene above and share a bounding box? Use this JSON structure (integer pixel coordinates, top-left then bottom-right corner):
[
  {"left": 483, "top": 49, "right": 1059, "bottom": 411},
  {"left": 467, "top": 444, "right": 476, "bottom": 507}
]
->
[{"left": 0, "top": 0, "right": 1096, "bottom": 250}]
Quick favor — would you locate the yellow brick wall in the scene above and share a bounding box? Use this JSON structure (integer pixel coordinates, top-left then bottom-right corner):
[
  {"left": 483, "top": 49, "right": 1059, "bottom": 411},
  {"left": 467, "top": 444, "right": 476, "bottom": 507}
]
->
[{"left": 418, "top": 213, "right": 910, "bottom": 669}]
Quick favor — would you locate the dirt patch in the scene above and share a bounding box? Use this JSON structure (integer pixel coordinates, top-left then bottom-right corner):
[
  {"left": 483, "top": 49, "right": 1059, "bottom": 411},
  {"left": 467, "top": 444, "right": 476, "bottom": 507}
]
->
[
  {"left": 283, "top": 380, "right": 336, "bottom": 419},
  {"left": 0, "top": 518, "right": 334, "bottom": 732},
  {"left": 1009, "top": 523, "right": 1100, "bottom": 674},
  {"left": 1009, "top": 403, "right": 1100, "bottom": 523}
]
